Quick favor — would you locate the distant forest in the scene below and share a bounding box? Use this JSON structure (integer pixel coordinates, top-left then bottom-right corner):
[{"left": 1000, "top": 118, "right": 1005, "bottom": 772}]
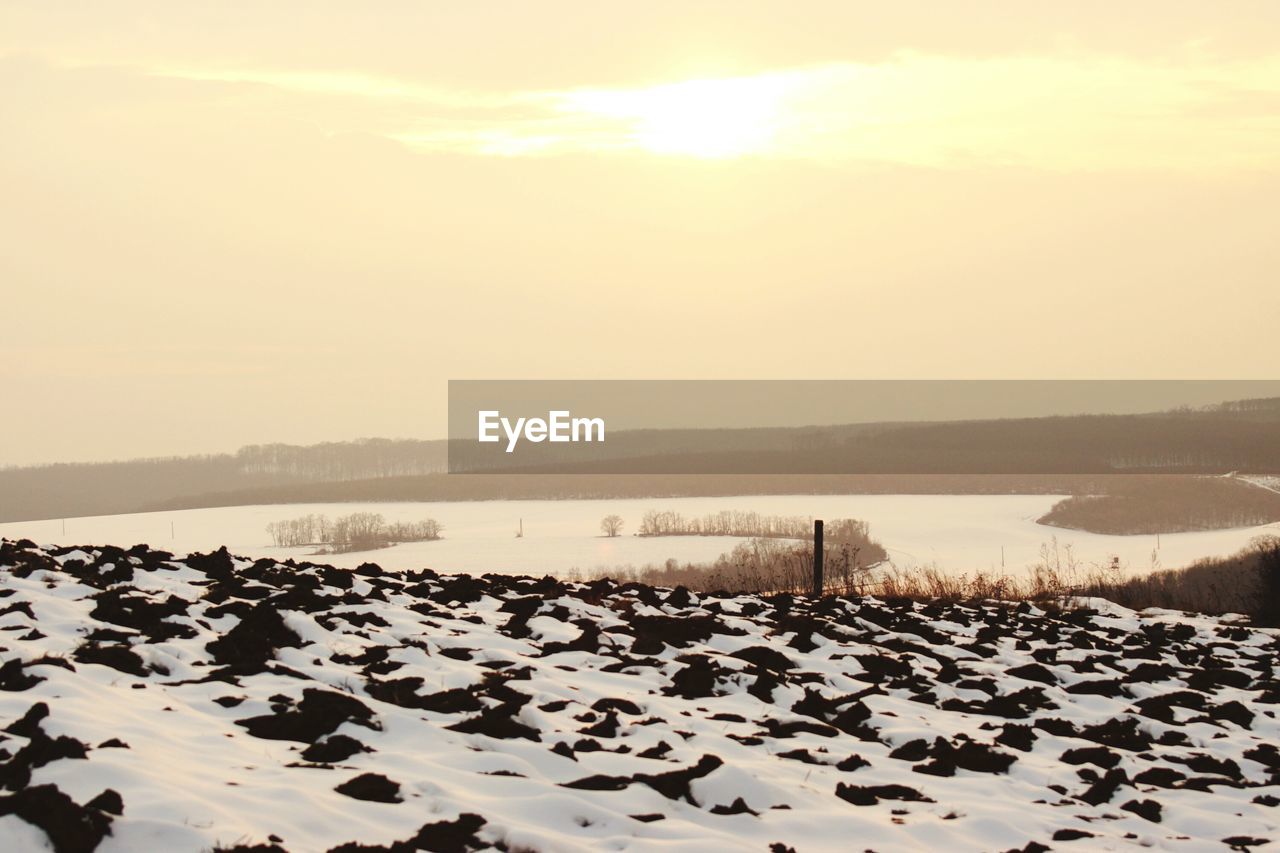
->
[
  {"left": 1039, "top": 476, "right": 1280, "bottom": 534},
  {"left": 0, "top": 439, "right": 446, "bottom": 523},
  {"left": 454, "top": 396, "right": 1280, "bottom": 474},
  {"left": 2, "top": 397, "right": 1279, "bottom": 524}
]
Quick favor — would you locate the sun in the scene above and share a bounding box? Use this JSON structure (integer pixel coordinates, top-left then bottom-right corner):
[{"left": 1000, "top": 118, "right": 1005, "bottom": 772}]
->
[
  {"left": 629, "top": 77, "right": 781, "bottom": 158},
  {"left": 560, "top": 75, "right": 786, "bottom": 158}
]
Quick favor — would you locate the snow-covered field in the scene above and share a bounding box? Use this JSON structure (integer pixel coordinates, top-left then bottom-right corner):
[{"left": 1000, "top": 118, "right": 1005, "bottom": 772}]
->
[
  {"left": 0, "top": 540, "right": 1277, "bottom": 852},
  {"left": 2, "top": 495, "right": 1276, "bottom": 579}
]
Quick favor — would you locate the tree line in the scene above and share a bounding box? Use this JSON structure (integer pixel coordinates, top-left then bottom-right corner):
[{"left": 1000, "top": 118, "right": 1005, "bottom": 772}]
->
[
  {"left": 635, "top": 509, "right": 886, "bottom": 562},
  {"left": 266, "top": 512, "right": 442, "bottom": 553},
  {"left": 0, "top": 437, "right": 447, "bottom": 523},
  {"left": 8, "top": 396, "right": 1278, "bottom": 523},
  {"left": 450, "top": 402, "right": 1280, "bottom": 475},
  {"left": 235, "top": 438, "right": 446, "bottom": 480}
]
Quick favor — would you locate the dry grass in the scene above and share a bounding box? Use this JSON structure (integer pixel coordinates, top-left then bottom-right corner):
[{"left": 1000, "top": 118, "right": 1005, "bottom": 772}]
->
[
  {"left": 585, "top": 537, "right": 878, "bottom": 597},
  {"left": 581, "top": 535, "right": 1280, "bottom": 624},
  {"left": 583, "top": 536, "right": 1101, "bottom": 601},
  {"left": 1076, "top": 535, "right": 1280, "bottom": 623}
]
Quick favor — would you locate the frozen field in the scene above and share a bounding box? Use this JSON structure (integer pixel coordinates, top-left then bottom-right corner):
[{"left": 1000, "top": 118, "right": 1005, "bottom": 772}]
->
[{"left": 2, "top": 494, "right": 1277, "bottom": 578}]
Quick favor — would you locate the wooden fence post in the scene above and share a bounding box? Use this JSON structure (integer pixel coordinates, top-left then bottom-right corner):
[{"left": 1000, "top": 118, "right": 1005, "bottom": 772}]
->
[{"left": 813, "top": 519, "right": 824, "bottom": 597}]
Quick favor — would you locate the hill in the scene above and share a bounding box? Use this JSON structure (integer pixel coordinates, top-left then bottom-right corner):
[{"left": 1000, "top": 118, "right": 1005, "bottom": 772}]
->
[
  {"left": 0, "top": 439, "right": 447, "bottom": 523},
  {"left": 4, "top": 397, "right": 1280, "bottom": 523}
]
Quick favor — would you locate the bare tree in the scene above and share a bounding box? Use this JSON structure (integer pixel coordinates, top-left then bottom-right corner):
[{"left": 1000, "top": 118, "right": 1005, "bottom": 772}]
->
[
  {"left": 600, "top": 514, "right": 624, "bottom": 538},
  {"left": 267, "top": 512, "right": 441, "bottom": 553}
]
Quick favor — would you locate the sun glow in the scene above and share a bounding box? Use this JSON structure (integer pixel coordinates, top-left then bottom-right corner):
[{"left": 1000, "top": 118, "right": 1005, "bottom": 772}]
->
[
  {"left": 146, "top": 57, "right": 1280, "bottom": 169},
  {"left": 559, "top": 75, "right": 789, "bottom": 158}
]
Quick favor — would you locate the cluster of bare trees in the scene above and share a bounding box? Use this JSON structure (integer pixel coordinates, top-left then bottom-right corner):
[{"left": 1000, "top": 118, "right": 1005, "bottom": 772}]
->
[
  {"left": 266, "top": 512, "right": 442, "bottom": 553},
  {"left": 265, "top": 513, "right": 328, "bottom": 548},
  {"left": 600, "top": 514, "right": 624, "bottom": 537},
  {"left": 383, "top": 518, "right": 444, "bottom": 543},
  {"left": 637, "top": 509, "right": 881, "bottom": 549},
  {"left": 639, "top": 509, "right": 801, "bottom": 537}
]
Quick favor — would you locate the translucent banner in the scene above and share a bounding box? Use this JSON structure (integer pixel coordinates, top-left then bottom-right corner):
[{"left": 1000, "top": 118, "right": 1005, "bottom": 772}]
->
[{"left": 447, "top": 380, "right": 1280, "bottom": 475}]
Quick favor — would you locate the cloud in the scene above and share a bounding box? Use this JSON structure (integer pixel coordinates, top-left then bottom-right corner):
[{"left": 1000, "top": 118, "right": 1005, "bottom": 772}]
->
[{"left": 125, "top": 52, "right": 1280, "bottom": 171}]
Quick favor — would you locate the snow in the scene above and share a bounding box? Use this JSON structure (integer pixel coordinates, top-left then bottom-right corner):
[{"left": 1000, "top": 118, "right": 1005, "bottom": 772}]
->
[
  {"left": 1243, "top": 475, "right": 1280, "bottom": 496},
  {"left": 2, "top": 495, "right": 1276, "bottom": 579},
  {"left": 0, "top": 540, "right": 1277, "bottom": 852}
]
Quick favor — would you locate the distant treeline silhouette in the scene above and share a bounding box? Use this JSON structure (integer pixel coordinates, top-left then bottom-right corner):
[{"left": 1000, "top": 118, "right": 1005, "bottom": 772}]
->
[
  {"left": 1039, "top": 476, "right": 1280, "bottom": 534},
  {"left": 458, "top": 399, "right": 1280, "bottom": 475},
  {"left": 235, "top": 440, "right": 446, "bottom": 480},
  {"left": 4, "top": 398, "right": 1279, "bottom": 523},
  {"left": 266, "top": 511, "right": 442, "bottom": 553},
  {"left": 0, "top": 438, "right": 446, "bottom": 522}
]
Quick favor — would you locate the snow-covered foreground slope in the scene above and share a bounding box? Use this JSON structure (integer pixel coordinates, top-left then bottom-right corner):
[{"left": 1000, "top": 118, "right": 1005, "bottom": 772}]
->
[{"left": 1, "top": 539, "right": 1278, "bottom": 852}]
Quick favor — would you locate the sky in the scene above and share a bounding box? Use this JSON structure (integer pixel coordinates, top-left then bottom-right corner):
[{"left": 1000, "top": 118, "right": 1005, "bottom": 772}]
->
[{"left": 2, "top": 2, "right": 1279, "bottom": 465}]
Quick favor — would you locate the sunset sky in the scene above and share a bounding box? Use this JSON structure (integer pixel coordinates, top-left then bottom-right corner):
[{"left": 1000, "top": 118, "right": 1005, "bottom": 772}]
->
[{"left": 3, "top": 2, "right": 1279, "bottom": 464}]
